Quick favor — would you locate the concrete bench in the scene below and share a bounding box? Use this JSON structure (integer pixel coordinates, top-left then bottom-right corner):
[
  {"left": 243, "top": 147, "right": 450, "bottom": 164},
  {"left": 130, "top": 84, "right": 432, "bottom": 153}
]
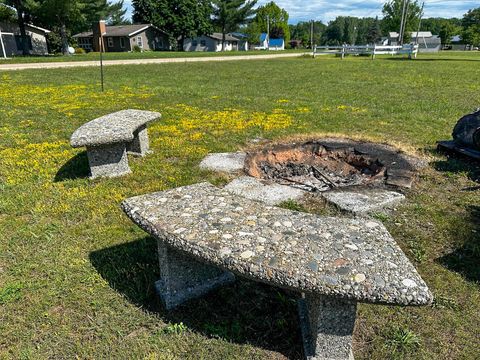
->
[
  {"left": 70, "top": 109, "right": 161, "bottom": 178},
  {"left": 121, "top": 182, "right": 432, "bottom": 360}
]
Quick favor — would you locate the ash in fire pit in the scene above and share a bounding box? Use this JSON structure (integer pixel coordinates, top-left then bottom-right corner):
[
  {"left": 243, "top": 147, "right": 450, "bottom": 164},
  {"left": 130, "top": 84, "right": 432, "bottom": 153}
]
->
[{"left": 245, "top": 140, "right": 422, "bottom": 192}]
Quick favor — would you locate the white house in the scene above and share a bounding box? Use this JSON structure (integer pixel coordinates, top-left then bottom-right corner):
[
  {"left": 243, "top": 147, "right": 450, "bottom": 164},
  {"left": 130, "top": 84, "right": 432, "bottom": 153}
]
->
[
  {"left": 183, "top": 32, "right": 247, "bottom": 52},
  {"left": 254, "top": 33, "right": 285, "bottom": 51}
]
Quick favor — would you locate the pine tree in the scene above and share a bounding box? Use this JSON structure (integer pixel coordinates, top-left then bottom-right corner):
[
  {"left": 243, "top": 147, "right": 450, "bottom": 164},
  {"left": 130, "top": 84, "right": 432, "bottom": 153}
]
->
[
  {"left": 366, "top": 16, "right": 382, "bottom": 44},
  {"left": 212, "top": 0, "right": 257, "bottom": 51},
  {"left": 133, "top": 0, "right": 213, "bottom": 49}
]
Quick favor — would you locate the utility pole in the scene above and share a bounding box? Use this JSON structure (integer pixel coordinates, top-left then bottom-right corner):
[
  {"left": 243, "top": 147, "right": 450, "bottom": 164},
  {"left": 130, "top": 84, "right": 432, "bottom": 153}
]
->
[
  {"left": 310, "top": 20, "right": 314, "bottom": 49},
  {"left": 399, "top": 0, "right": 408, "bottom": 45},
  {"left": 266, "top": 15, "right": 270, "bottom": 49},
  {"left": 415, "top": 2, "right": 425, "bottom": 45}
]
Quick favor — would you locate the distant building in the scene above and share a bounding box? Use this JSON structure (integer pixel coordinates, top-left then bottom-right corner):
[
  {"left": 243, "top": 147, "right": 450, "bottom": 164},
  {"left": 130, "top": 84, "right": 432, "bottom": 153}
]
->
[
  {"left": 0, "top": 21, "right": 50, "bottom": 57},
  {"left": 254, "top": 33, "right": 285, "bottom": 51},
  {"left": 289, "top": 40, "right": 302, "bottom": 49},
  {"left": 183, "top": 33, "right": 247, "bottom": 52},
  {"left": 447, "top": 35, "right": 477, "bottom": 51},
  {"left": 388, "top": 31, "right": 441, "bottom": 52},
  {"left": 73, "top": 24, "right": 170, "bottom": 52},
  {"left": 268, "top": 38, "right": 285, "bottom": 51}
]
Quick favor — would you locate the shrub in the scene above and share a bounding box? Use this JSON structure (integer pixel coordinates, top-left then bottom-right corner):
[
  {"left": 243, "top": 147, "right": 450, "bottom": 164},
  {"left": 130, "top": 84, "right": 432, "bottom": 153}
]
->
[
  {"left": 74, "top": 47, "right": 86, "bottom": 55},
  {"left": 133, "top": 45, "right": 142, "bottom": 53}
]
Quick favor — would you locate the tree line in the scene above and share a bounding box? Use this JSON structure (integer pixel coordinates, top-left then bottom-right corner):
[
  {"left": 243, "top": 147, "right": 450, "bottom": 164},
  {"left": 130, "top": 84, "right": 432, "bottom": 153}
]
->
[
  {"left": 0, "top": 0, "right": 128, "bottom": 54},
  {"left": 290, "top": 0, "right": 480, "bottom": 48},
  {"left": 1, "top": 0, "right": 479, "bottom": 55},
  {"left": 133, "top": 1, "right": 292, "bottom": 50}
]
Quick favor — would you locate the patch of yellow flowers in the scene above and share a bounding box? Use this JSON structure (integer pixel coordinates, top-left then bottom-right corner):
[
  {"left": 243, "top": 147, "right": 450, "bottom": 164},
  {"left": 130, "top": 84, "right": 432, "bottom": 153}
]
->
[{"left": 0, "top": 83, "right": 154, "bottom": 118}]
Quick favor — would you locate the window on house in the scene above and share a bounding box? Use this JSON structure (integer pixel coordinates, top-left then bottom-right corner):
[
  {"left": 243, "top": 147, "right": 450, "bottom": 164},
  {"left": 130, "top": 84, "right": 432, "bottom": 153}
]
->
[
  {"left": 192, "top": 40, "right": 198, "bottom": 46},
  {"left": 107, "top": 37, "right": 114, "bottom": 47},
  {"left": 226, "top": 41, "right": 230, "bottom": 46},
  {"left": 137, "top": 36, "right": 143, "bottom": 48},
  {"left": 200, "top": 40, "right": 206, "bottom": 46},
  {"left": 120, "top": 37, "right": 125, "bottom": 48}
]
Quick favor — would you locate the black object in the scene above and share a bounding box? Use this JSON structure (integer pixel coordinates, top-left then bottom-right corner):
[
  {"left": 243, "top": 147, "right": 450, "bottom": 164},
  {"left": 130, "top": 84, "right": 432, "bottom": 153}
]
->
[{"left": 452, "top": 108, "right": 480, "bottom": 150}]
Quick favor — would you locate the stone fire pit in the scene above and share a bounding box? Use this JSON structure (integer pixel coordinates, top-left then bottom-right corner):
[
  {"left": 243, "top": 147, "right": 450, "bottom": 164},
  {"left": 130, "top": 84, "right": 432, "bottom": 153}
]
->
[{"left": 200, "top": 138, "right": 426, "bottom": 215}]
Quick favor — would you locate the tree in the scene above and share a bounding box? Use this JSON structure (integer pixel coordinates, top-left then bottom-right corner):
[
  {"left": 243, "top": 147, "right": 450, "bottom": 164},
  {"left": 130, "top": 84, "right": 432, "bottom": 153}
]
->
[
  {"left": 30, "top": 0, "right": 127, "bottom": 54},
  {"left": 105, "top": 0, "right": 128, "bottom": 25},
  {"left": 421, "top": 17, "right": 461, "bottom": 35},
  {"left": 1, "top": 0, "right": 38, "bottom": 55},
  {"left": 366, "top": 16, "right": 382, "bottom": 44},
  {"left": 289, "top": 21, "right": 326, "bottom": 48},
  {"left": 382, "top": 0, "right": 422, "bottom": 42},
  {"left": 212, "top": 0, "right": 257, "bottom": 51},
  {"left": 133, "top": 0, "right": 213, "bottom": 49},
  {"left": 439, "top": 21, "right": 460, "bottom": 45},
  {"left": 0, "top": 3, "right": 16, "bottom": 22},
  {"left": 462, "top": 7, "right": 480, "bottom": 47},
  {"left": 81, "top": 0, "right": 128, "bottom": 28},
  {"left": 253, "top": 1, "right": 290, "bottom": 45},
  {"left": 35, "top": 0, "right": 85, "bottom": 55}
]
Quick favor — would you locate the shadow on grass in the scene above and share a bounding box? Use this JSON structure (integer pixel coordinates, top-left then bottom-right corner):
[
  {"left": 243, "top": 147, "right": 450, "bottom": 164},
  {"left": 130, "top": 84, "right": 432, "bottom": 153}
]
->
[
  {"left": 437, "top": 205, "right": 480, "bottom": 284},
  {"left": 55, "top": 152, "right": 90, "bottom": 181},
  {"left": 89, "top": 237, "right": 303, "bottom": 359},
  {"left": 384, "top": 57, "right": 480, "bottom": 62},
  {"left": 431, "top": 151, "right": 480, "bottom": 283},
  {"left": 432, "top": 149, "right": 480, "bottom": 184}
]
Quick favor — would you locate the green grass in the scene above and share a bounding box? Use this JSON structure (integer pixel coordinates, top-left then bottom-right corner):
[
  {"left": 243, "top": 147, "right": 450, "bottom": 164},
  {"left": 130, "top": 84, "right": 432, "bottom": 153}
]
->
[
  {"left": 0, "top": 49, "right": 306, "bottom": 64},
  {"left": 1, "top": 52, "right": 479, "bottom": 359}
]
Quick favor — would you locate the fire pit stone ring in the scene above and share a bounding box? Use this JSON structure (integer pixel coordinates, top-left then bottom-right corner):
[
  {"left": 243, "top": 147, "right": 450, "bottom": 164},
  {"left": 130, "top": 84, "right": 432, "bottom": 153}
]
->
[{"left": 199, "top": 138, "right": 424, "bottom": 216}]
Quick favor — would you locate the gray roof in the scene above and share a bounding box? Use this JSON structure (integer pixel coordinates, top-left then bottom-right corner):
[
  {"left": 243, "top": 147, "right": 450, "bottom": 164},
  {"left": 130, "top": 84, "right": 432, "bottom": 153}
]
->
[
  {"left": 73, "top": 24, "right": 165, "bottom": 38},
  {"left": 207, "top": 32, "right": 240, "bottom": 41},
  {"left": 389, "top": 31, "right": 434, "bottom": 39}
]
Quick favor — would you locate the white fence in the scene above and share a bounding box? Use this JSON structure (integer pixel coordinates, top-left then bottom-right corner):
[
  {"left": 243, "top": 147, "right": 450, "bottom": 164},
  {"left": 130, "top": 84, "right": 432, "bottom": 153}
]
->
[{"left": 313, "top": 44, "right": 419, "bottom": 59}]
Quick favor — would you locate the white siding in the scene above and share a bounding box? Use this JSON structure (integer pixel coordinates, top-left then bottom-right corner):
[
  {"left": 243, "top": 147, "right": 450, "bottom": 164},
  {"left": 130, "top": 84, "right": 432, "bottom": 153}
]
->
[{"left": 184, "top": 35, "right": 241, "bottom": 52}]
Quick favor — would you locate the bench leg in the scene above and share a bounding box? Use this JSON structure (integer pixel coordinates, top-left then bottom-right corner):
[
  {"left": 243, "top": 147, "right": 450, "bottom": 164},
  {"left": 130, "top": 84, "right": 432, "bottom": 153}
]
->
[
  {"left": 155, "top": 240, "right": 235, "bottom": 310},
  {"left": 127, "top": 125, "right": 150, "bottom": 157},
  {"left": 298, "top": 294, "right": 357, "bottom": 360},
  {"left": 86, "top": 143, "right": 131, "bottom": 179}
]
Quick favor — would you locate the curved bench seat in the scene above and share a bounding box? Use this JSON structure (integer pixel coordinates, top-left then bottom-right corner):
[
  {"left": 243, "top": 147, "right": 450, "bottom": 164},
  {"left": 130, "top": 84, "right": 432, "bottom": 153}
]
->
[
  {"left": 71, "top": 109, "right": 160, "bottom": 148},
  {"left": 122, "top": 182, "right": 431, "bottom": 306},
  {"left": 121, "top": 182, "right": 432, "bottom": 360},
  {"left": 70, "top": 109, "right": 161, "bottom": 178}
]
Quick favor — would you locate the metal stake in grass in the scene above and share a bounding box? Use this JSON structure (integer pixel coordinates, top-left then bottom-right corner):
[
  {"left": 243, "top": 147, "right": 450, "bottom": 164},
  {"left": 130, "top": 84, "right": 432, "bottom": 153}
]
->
[{"left": 100, "top": 38, "right": 104, "bottom": 92}]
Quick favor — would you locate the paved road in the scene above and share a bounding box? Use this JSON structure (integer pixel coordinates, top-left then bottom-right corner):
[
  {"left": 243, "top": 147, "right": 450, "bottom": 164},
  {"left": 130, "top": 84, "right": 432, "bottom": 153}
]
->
[{"left": 0, "top": 52, "right": 306, "bottom": 71}]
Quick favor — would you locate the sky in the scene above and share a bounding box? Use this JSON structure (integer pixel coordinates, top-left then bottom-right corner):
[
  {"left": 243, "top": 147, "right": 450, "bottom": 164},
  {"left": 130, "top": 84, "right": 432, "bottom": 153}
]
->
[{"left": 123, "top": 0, "right": 478, "bottom": 24}]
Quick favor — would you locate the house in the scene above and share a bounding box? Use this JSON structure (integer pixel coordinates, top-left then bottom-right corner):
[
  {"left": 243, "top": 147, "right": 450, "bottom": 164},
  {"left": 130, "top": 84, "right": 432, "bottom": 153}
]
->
[
  {"left": 0, "top": 21, "right": 50, "bottom": 58},
  {"left": 388, "top": 31, "right": 441, "bottom": 52},
  {"left": 448, "top": 35, "right": 477, "bottom": 51},
  {"left": 255, "top": 33, "right": 269, "bottom": 50},
  {"left": 229, "top": 32, "right": 249, "bottom": 51},
  {"left": 183, "top": 32, "right": 247, "bottom": 52},
  {"left": 254, "top": 33, "right": 285, "bottom": 51},
  {"left": 73, "top": 23, "right": 170, "bottom": 52},
  {"left": 268, "top": 38, "right": 285, "bottom": 51}
]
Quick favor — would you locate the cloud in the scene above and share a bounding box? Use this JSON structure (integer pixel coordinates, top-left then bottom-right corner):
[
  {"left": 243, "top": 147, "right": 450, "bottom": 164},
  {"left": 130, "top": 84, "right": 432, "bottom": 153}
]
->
[{"left": 123, "top": 0, "right": 478, "bottom": 24}]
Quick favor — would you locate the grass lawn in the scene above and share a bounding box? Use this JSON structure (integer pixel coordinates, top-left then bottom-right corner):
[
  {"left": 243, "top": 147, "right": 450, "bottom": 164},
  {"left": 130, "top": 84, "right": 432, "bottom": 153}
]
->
[
  {"left": 0, "top": 49, "right": 306, "bottom": 64},
  {"left": 0, "top": 52, "right": 479, "bottom": 359}
]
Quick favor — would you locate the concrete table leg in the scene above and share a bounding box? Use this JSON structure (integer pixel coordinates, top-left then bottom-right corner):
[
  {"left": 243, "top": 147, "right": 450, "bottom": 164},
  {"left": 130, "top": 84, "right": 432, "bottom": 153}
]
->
[
  {"left": 155, "top": 240, "right": 235, "bottom": 310},
  {"left": 127, "top": 125, "right": 150, "bottom": 157},
  {"left": 86, "top": 143, "right": 131, "bottom": 179},
  {"left": 298, "top": 294, "right": 357, "bottom": 360}
]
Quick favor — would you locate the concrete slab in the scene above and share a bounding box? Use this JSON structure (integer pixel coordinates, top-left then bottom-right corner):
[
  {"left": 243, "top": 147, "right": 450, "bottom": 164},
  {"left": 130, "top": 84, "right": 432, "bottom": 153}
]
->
[
  {"left": 224, "top": 176, "right": 305, "bottom": 205},
  {"left": 199, "top": 152, "right": 246, "bottom": 173},
  {"left": 322, "top": 188, "right": 405, "bottom": 215}
]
